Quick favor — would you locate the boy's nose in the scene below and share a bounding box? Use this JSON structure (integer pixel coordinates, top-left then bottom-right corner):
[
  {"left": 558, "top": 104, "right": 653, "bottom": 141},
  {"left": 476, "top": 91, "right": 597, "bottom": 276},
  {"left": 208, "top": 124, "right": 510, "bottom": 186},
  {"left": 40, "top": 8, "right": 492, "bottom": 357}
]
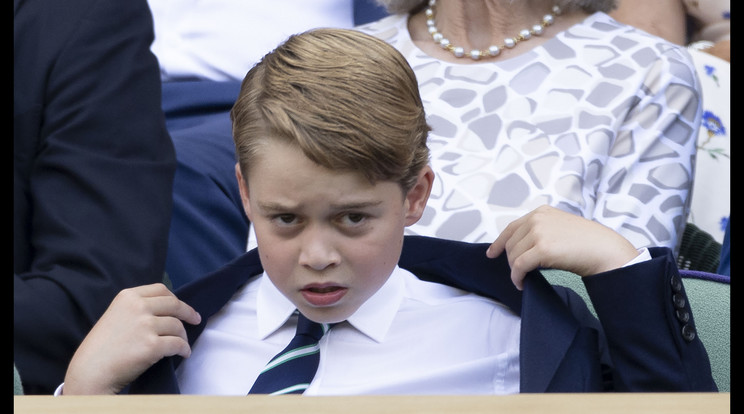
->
[{"left": 298, "top": 226, "right": 341, "bottom": 270}]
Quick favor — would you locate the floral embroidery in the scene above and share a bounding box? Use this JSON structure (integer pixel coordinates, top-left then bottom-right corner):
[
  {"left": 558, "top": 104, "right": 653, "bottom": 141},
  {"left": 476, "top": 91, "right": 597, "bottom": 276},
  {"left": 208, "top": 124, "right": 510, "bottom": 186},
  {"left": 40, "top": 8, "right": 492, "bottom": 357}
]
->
[
  {"left": 698, "top": 111, "right": 729, "bottom": 160},
  {"left": 702, "top": 110, "right": 726, "bottom": 136},
  {"left": 719, "top": 216, "right": 729, "bottom": 233},
  {"left": 704, "top": 65, "right": 719, "bottom": 86}
]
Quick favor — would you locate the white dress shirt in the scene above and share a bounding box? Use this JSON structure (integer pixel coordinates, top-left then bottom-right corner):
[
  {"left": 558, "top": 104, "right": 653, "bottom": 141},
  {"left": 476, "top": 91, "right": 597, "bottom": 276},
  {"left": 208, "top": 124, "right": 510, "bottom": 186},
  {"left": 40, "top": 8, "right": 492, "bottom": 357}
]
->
[
  {"left": 176, "top": 265, "right": 522, "bottom": 395},
  {"left": 53, "top": 251, "right": 648, "bottom": 396}
]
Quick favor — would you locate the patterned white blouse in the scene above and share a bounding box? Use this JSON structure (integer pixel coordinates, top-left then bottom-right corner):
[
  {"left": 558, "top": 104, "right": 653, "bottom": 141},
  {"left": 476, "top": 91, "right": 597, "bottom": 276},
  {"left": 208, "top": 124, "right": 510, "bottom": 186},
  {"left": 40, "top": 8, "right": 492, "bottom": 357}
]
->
[{"left": 357, "top": 12, "right": 702, "bottom": 255}]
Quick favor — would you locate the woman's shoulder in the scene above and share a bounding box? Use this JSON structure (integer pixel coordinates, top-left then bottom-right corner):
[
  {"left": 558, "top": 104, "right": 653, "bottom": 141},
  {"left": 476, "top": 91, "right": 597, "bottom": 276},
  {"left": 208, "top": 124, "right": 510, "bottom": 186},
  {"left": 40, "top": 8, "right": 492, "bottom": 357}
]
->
[
  {"left": 567, "top": 12, "right": 696, "bottom": 68},
  {"left": 575, "top": 12, "right": 684, "bottom": 46}
]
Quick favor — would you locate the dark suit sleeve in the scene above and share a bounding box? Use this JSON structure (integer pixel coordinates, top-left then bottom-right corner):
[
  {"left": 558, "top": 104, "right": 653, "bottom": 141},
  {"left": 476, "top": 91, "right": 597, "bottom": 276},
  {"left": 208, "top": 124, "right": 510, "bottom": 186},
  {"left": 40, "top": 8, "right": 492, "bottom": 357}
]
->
[
  {"left": 13, "top": 0, "right": 175, "bottom": 394},
  {"left": 582, "top": 247, "right": 717, "bottom": 391}
]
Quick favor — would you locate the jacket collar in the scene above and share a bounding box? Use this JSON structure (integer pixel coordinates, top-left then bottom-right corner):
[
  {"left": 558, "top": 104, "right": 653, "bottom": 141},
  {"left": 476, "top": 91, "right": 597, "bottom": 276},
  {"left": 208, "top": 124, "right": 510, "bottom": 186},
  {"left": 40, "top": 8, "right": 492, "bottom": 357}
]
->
[{"left": 131, "top": 235, "right": 583, "bottom": 393}]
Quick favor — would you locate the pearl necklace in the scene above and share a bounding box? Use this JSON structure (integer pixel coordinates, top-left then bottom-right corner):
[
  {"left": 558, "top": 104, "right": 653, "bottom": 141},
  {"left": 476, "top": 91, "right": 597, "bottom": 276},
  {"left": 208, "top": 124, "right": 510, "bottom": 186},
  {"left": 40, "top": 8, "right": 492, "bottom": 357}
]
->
[{"left": 425, "top": 0, "right": 562, "bottom": 60}]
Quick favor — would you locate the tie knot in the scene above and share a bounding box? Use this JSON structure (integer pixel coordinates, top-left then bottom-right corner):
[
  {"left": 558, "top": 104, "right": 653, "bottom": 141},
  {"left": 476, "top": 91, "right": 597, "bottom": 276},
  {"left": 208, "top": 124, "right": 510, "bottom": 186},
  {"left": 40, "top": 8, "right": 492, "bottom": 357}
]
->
[{"left": 296, "top": 312, "right": 329, "bottom": 341}]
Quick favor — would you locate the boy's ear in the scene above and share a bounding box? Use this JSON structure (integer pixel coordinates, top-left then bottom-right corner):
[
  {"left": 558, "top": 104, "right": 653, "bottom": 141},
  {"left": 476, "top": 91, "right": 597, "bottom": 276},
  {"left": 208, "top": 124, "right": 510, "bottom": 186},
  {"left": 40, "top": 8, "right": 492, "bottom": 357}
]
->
[
  {"left": 404, "top": 166, "right": 434, "bottom": 226},
  {"left": 235, "top": 163, "right": 253, "bottom": 220}
]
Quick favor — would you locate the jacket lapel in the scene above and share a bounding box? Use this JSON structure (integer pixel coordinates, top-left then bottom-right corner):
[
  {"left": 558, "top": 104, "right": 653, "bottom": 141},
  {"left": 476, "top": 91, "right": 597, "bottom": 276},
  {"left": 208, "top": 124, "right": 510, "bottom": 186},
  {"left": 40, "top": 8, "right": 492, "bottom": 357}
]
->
[
  {"left": 128, "top": 251, "right": 264, "bottom": 394},
  {"left": 177, "top": 249, "right": 264, "bottom": 345},
  {"left": 399, "top": 235, "right": 583, "bottom": 393},
  {"left": 519, "top": 271, "right": 583, "bottom": 392},
  {"left": 130, "top": 235, "right": 588, "bottom": 393}
]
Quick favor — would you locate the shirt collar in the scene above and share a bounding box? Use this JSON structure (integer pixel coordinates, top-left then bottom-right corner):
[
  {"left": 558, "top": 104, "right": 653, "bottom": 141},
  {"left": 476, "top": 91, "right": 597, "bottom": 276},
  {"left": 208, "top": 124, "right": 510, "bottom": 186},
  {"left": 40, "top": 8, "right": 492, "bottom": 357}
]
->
[
  {"left": 256, "top": 266, "right": 406, "bottom": 343},
  {"left": 345, "top": 266, "right": 404, "bottom": 343},
  {"left": 256, "top": 275, "right": 296, "bottom": 339}
]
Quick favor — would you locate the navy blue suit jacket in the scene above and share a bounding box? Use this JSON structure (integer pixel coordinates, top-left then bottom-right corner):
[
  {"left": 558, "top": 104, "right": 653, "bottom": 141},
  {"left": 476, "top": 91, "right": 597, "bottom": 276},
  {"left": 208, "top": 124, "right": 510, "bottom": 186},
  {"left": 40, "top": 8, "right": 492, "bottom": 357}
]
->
[
  {"left": 14, "top": 0, "right": 175, "bottom": 394},
  {"left": 129, "top": 236, "right": 716, "bottom": 393}
]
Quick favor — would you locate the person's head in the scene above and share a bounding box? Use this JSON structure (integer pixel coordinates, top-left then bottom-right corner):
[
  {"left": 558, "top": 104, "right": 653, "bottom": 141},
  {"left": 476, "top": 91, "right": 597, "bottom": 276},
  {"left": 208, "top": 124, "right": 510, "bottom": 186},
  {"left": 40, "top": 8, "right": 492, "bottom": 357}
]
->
[
  {"left": 373, "top": 0, "right": 617, "bottom": 15},
  {"left": 230, "top": 28, "right": 432, "bottom": 323}
]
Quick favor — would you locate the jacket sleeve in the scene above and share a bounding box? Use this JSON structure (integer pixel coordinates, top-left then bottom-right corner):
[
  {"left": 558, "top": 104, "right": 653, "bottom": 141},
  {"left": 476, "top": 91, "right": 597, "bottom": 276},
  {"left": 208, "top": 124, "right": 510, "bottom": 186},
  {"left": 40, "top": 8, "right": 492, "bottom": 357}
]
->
[
  {"left": 582, "top": 247, "right": 717, "bottom": 391},
  {"left": 13, "top": 0, "right": 175, "bottom": 394}
]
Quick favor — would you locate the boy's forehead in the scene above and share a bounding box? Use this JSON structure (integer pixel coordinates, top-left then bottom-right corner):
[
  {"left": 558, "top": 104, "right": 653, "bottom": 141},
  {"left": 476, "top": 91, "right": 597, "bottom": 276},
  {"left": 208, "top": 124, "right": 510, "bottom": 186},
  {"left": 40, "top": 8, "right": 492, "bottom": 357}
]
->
[
  {"left": 246, "top": 135, "right": 352, "bottom": 177},
  {"left": 245, "top": 139, "right": 405, "bottom": 204},
  {"left": 247, "top": 139, "right": 360, "bottom": 184},
  {"left": 249, "top": 171, "right": 401, "bottom": 213}
]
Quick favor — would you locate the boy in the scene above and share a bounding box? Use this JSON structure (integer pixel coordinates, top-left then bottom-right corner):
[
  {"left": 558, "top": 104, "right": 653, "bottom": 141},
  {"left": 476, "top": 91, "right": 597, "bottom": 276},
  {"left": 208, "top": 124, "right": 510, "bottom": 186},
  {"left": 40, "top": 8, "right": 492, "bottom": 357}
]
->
[{"left": 60, "top": 28, "right": 716, "bottom": 395}]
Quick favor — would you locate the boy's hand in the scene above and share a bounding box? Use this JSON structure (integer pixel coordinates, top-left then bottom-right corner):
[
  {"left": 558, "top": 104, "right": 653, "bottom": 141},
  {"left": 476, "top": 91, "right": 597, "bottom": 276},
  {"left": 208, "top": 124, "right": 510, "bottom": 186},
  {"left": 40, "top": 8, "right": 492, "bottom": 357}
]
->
[
  {"left": 62, "top": 283, "right": 201, "bottom": 395},
  {"left": 486, "top": 205, "right": 640, "bottom": 290}
]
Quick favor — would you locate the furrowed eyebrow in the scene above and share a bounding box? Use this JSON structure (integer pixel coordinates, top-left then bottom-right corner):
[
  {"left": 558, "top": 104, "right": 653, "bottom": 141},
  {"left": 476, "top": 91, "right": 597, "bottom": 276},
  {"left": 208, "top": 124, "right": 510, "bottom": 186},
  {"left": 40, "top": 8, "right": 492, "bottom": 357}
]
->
[
  {"left": 256, "top": 201, "right": 296, "bottom": 213},
  {"left": 256, "top": 200, "right": 383, "bottom": 213},
  {"left": 328, "top": 200, "right": 383, "bottom": 210}
]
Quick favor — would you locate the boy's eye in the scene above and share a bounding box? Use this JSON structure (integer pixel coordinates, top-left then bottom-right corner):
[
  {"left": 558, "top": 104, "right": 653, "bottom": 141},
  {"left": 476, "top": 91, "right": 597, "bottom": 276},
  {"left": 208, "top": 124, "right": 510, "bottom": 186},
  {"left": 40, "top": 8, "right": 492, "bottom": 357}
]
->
[
  {"left": 275, "top": 214, "right": 297, "bottom": 225},
  {"left": 339, "top": 212, "right": 369, "bottom": 228},
  {"left": 346, "top": 213, "right": 365, "bottom": 224}
]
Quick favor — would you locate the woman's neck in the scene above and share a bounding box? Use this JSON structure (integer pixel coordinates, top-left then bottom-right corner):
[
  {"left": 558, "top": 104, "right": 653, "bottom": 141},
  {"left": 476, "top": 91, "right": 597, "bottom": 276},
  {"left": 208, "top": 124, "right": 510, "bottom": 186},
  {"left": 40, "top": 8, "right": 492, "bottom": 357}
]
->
[{"left": 408, "top": 0, "right": 590, "bottom": 63}]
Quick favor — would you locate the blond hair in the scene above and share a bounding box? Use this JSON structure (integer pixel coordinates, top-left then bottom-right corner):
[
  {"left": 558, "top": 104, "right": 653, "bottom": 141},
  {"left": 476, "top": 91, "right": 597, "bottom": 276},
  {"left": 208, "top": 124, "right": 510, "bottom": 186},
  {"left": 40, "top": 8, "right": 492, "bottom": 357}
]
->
[{"left": 231, "top": 28, "right": 430, "bottom": 193}]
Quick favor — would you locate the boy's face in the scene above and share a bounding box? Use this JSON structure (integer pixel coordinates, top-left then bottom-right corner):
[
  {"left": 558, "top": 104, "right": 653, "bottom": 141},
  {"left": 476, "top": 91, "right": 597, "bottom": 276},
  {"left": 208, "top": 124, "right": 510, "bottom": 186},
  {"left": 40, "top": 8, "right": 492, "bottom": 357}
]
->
[{"left": 236, "top": 139, "right": 432, "bottom": 324}]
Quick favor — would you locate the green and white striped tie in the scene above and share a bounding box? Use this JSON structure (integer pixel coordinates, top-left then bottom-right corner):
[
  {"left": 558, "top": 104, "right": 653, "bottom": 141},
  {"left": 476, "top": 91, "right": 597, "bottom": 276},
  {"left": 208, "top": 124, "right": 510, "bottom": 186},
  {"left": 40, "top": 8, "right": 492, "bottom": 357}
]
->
[{"left": 249, "top": 312, "right": 332, "bottom": 395}]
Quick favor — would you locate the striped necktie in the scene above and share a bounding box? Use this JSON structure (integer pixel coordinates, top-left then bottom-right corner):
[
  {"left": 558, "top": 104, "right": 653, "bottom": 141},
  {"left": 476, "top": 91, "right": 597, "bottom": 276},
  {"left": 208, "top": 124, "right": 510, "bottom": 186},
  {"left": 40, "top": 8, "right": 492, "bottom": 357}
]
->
[{"left": 249, "top": 312, "right": 332, "bottom": 395}]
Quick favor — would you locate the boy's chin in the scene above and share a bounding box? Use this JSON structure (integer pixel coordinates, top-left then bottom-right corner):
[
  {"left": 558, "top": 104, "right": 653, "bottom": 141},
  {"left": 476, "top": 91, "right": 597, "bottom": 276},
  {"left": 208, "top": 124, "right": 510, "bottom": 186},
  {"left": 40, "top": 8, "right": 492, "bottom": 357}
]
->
[{"left": 298, "top": 305, "right": 353, "bottom": 325}]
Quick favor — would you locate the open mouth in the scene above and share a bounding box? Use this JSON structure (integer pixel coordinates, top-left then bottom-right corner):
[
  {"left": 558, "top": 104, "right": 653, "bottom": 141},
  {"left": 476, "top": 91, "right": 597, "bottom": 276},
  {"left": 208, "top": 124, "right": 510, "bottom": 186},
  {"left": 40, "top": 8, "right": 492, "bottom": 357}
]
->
[
  {"left": 307, "top": 286, "right": 343, "bottom": 293},
  {"left": 301, "top": 285, "right": 348, "bottom": 307}
]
